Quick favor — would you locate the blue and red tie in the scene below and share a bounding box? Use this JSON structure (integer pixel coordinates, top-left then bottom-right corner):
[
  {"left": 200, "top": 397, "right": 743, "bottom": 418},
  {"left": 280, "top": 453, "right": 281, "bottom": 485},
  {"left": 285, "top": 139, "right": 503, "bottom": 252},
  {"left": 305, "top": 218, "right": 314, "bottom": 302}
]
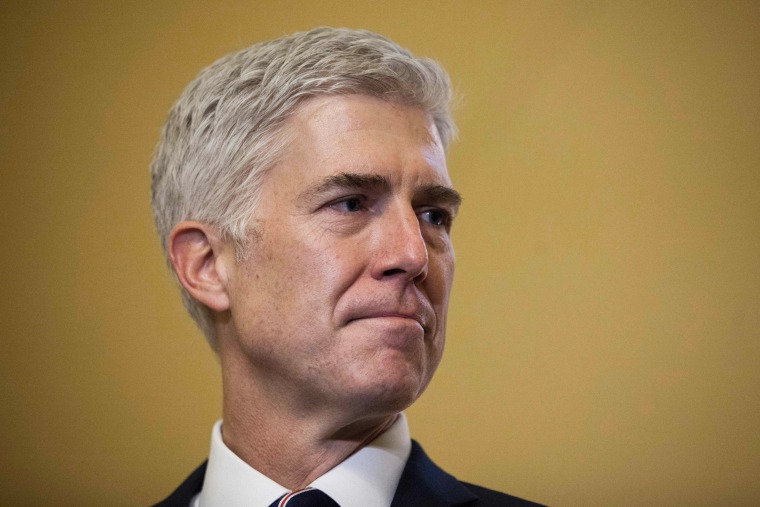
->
[{"left": 268, "top": 487, "right": 340, "bottom": 507}]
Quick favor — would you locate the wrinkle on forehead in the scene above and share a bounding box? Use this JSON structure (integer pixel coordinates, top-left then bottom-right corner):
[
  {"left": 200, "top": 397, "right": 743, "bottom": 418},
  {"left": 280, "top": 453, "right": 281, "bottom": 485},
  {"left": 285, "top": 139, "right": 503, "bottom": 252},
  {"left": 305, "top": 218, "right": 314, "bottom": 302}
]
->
[{"left": 270, "top": 94, "right": 452, "bottom": 202}]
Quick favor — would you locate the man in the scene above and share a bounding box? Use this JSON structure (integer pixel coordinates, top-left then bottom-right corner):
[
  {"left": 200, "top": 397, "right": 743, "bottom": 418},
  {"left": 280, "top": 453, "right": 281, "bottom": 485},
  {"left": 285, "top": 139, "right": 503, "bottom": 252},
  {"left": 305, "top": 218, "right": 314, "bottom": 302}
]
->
[{"left": 151, "top": 27, "right": 543, "bottom": 507}]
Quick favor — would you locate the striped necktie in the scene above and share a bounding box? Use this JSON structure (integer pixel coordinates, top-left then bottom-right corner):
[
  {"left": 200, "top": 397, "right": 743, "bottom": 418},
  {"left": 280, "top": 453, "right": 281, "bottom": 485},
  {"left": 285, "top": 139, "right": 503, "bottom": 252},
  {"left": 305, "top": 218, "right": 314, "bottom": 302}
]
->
[{"left": 268, "top": 487, "right": 340, "bottom": 507}]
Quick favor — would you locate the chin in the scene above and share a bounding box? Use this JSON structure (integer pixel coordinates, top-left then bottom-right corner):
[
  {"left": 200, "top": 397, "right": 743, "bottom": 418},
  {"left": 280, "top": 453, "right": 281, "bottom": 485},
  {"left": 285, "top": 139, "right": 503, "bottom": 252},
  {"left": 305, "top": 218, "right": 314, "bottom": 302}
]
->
[{"left": 347, "top": 367, "right": 433, "bottom": 417}]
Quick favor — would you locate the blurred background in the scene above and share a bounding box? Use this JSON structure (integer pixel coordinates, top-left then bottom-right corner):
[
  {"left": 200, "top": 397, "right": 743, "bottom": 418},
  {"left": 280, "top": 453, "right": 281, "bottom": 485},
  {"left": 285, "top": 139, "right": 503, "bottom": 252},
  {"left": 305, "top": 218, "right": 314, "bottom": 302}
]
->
[{"left": 1, "top": 1, "right": 758, "bottom": 505}]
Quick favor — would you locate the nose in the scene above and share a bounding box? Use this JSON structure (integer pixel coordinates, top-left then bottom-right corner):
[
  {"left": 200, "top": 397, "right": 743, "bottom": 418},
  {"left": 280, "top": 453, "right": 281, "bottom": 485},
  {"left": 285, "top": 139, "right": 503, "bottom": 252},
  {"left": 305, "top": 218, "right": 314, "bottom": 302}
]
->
[{"left": 371, "top": 203, "right": 429, "bottom": 283}]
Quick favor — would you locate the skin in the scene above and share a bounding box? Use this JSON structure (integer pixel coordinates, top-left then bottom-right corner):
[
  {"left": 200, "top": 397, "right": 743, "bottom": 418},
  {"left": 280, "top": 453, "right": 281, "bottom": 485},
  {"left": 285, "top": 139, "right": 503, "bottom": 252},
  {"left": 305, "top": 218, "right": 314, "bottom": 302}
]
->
[{"left": 170, "top": 94, "right": 460, "bottom": 489}]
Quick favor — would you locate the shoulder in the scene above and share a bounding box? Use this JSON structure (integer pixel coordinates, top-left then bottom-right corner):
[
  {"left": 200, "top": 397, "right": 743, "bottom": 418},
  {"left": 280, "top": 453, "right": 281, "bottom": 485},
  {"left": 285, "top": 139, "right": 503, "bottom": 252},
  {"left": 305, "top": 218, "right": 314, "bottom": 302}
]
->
[
  {"left": 461, "top": 481, "right": 547, "bottom": 506},
  {"left": 152, "top": 461, "right": 207, "bottom": 507},
  {"left": 393, "top": 441, "right": 546, "bottom": 506}
]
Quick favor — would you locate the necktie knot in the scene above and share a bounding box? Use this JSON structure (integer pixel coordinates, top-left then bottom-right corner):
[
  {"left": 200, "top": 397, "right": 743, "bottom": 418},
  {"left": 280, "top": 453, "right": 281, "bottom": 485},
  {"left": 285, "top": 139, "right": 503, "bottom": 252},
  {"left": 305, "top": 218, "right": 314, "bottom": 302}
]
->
[{"left": 269, "top": 487, "right": 340, "bottom": 507}]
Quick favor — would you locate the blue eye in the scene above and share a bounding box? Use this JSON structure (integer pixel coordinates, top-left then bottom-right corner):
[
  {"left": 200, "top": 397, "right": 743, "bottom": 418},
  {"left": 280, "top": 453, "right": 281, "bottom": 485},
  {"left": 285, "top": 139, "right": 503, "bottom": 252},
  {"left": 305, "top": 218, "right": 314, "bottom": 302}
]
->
[
  {"left": 420, "top": 209, "right": 450, "bottom": 227},
  {"left": 332, "top": 197, "right": 364, "bottom": 212}
]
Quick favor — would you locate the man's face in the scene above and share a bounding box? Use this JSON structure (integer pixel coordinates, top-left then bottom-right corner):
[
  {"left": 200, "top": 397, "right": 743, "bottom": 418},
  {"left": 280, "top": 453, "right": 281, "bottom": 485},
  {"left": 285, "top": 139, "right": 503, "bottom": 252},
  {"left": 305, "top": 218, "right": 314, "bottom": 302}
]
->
[{"left": 221, "top": 94, "right": 459, "bottom": 419}]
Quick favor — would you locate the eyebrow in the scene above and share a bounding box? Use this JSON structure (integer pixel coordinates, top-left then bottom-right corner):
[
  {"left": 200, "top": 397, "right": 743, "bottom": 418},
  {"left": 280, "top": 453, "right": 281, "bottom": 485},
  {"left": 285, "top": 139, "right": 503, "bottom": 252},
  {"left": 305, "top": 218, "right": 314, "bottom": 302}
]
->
[
  {"left": 300, "top": 171, "right": 462, "bottom": 211},
  {"left": 417, "top": 183, "right": 462, "bottom": 213},
  {"left": 306, "top": 172, "right": 391, "bottom": 197}
]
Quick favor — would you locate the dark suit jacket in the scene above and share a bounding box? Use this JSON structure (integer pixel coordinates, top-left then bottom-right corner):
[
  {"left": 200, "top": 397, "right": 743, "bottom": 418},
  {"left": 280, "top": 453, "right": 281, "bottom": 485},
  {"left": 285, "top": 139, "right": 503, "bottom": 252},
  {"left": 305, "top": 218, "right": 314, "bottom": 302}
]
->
[{"left": 153, "top": 440, "right": 545, "bottom": 506}]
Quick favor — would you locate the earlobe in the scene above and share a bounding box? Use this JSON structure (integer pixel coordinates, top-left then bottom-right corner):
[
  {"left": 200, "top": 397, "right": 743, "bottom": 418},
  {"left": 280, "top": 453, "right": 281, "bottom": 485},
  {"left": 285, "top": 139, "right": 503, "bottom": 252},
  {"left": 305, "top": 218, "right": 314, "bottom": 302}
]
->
[{"left": 169, "top": 221, "right": 231, "bottom": 312}]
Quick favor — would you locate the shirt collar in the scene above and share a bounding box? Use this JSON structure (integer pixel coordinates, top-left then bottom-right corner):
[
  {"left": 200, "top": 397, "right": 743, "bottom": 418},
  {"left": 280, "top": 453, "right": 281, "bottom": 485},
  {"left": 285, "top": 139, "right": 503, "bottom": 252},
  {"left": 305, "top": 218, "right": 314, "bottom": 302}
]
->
[{"left": 194, "top": 413, "right": 411, "bottom": 507}]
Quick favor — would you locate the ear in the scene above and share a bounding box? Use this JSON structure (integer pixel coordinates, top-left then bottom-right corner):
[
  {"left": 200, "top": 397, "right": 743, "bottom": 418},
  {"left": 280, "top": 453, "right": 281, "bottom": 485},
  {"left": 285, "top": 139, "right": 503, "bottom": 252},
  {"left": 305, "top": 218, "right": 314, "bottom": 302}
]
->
[{"left": 168, "top": 221, "right": 231, "bottom": 312}]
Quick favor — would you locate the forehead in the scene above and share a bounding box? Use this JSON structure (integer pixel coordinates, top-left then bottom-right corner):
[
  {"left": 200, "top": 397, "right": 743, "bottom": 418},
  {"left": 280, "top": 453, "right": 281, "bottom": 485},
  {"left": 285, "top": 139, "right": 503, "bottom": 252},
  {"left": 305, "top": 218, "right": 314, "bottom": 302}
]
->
[
  {"left": 295, "top": 94, "right": 439, "bottom": 142},
  {"left": 278, "top": 94, "right": 450, "bottom": 186}
]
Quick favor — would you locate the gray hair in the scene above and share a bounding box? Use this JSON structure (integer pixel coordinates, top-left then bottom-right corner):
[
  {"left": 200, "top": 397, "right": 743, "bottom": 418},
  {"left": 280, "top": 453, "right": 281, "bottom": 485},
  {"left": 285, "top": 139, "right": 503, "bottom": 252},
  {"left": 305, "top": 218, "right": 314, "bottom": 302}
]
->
[{"left": 150, "top": 27, "right": 457, "bottom": 349}]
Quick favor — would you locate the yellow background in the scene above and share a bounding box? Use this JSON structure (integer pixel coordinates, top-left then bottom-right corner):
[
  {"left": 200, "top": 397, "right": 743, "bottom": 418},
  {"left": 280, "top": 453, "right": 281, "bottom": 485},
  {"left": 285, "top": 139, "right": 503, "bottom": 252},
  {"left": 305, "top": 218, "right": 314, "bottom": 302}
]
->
[{"left": 1, "top": 1, "right": 759, "bottom": 505}]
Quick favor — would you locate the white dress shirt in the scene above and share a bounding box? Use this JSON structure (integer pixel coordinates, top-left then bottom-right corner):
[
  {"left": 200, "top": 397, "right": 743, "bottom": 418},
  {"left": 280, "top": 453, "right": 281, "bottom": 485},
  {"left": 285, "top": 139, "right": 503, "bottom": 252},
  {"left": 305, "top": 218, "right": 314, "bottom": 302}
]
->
[{"left": 191, "top": 413, "right": 412, "bottom": 507}]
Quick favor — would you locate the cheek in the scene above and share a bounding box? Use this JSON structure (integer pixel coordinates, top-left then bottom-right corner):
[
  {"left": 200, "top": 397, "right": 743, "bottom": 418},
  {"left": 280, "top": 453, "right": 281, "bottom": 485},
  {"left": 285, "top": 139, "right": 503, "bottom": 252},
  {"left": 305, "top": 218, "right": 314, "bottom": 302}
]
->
[
  {"left": 427, "top": 251, "right": 454, "bottom": 353},
  {"left": 308, "top": 239, "right": 368, "bottom": 299},
  {"left": 428, "top": 249, "right": 456, "bottom": 302},
  {"left": 259, "top": 235, "right": 367, "bottom": 339}
]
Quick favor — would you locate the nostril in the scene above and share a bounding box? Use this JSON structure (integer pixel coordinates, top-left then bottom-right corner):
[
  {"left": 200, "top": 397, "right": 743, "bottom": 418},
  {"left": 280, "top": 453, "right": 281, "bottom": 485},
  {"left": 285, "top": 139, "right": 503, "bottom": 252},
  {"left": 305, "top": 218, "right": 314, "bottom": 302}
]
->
[{"left": 382, "top": 268, "right": 406, "bottom": 277}]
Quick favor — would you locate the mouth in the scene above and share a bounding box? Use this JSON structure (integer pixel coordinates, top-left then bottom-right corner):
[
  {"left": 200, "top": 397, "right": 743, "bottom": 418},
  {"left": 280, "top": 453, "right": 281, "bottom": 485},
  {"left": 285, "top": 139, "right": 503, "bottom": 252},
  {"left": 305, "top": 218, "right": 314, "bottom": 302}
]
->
[
  {"left": 345, "top": 309, "right": 430, "bottom": 333},
  {"left": 340, "top": 294, "right": 436, "bottom": 334},
  {"left": 349, "top": 312, "right": 422, "bottom": 324}
]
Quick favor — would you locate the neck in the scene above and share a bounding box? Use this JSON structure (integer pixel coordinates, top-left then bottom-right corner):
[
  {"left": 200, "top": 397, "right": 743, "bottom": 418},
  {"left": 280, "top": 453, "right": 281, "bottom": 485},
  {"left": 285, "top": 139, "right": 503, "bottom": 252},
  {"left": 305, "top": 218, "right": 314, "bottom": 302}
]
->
[{"left": 218, "top": 346, "right": 399, "bottom": 490}]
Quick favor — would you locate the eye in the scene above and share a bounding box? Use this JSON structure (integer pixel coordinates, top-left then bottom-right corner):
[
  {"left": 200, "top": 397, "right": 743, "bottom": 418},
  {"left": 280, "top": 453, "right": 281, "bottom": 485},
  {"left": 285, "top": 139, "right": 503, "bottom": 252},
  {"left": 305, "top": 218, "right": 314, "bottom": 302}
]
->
[
  {"left": 419, "top": 208, "right": 451, "bottom": 227},
  {"left": 329, "top": 196, "right": 365, "bottom": 213}
]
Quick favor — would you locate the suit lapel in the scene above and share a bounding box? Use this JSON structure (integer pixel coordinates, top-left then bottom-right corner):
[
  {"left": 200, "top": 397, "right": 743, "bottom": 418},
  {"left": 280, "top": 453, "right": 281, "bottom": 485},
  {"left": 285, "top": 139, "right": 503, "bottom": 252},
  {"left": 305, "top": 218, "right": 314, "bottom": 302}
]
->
[
  {"left": 153, "top": 461, "right": 207, "bottom": 507},
  {"left": 391, "top": 440, "right": 478, "bottom": 506}
]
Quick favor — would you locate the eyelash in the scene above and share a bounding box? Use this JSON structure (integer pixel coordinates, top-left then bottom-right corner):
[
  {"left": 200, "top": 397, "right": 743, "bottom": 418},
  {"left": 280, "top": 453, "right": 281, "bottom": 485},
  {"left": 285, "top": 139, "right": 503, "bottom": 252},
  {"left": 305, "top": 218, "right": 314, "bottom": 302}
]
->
[
  {"left": 329, "top": 196, "right": 366, "bottom": 213},
  {"left": 419, "top": 208, "right": 452, "bottom": 228},
  {"left": 327, "top": 196, "right": 452, "bottom": 228}
]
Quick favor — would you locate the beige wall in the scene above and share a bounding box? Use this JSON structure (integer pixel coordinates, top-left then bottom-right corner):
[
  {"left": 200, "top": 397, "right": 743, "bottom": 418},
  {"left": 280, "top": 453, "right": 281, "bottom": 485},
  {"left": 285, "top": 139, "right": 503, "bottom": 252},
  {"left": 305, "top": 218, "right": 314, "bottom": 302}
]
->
[{"left": 1, "top": 1, "right": 759, "bottom": 505}]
